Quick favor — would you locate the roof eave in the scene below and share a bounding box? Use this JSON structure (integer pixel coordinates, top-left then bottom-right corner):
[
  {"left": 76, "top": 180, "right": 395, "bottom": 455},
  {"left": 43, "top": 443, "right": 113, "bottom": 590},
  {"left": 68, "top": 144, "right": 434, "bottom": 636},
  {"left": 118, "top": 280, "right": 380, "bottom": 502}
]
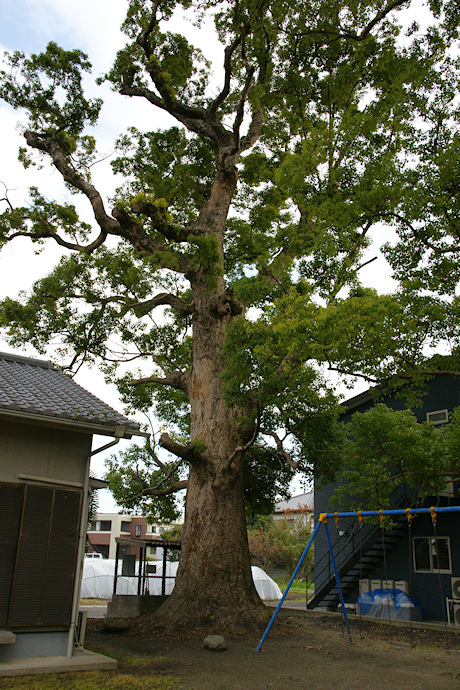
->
[
  {"left": 0, "top": 408, "right": 148, "bottom": 438},
  {"left": 340, "top": 389, "right": 374, "bottom": 414},
  {"left": 89, "top": 477, "right": 110, "bottom": 489}
]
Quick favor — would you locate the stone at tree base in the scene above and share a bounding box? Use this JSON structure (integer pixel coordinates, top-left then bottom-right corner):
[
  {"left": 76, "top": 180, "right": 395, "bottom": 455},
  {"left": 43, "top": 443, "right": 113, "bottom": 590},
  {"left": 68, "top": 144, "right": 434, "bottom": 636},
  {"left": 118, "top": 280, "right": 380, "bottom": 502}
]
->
[{"left": 203, "top": 634, "right": 227, "bottom": 651}]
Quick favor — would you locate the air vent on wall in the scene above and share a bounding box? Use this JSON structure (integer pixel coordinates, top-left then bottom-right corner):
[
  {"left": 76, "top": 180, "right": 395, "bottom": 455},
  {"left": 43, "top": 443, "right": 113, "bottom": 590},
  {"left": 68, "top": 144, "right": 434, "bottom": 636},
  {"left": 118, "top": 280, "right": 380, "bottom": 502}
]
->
[
  {"left": 395, "top": 580, "right": 409, "bottom": 594},
  {"left": 452, "top": 577, "right": 460, "bottom": 600},
  {"left": 359, "top": 579, "right": 370, "bottom": 596},
  {"left": 452, "top": 602, "right": 460, "bottom": 627}
]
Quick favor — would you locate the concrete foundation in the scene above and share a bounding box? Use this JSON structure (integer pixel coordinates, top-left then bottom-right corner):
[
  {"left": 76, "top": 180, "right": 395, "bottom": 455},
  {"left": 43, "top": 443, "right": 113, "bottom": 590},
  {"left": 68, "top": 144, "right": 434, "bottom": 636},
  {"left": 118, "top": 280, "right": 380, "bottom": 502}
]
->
[
  {"left": 0, "top": 631, "right": 68, "bottom": 661},
  {"left": 0, "top": 630, "right": 15, "bottom": 646},
  {"left": 0, "top": 648, "right": 117, "bottom": 677},
  {"left": 107, "top": 594, "right": 168, "bottom": 618}
]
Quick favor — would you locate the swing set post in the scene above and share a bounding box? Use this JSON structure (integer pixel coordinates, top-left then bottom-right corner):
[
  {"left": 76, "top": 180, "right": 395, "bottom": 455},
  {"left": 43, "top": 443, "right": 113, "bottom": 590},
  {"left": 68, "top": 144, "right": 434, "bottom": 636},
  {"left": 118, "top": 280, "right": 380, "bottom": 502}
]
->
[
  {"left": 323, "top": 519, "right": 353, "bottom": 642},
  {"left": 255, "top": 520, "right": 321, "bottom": 652}
]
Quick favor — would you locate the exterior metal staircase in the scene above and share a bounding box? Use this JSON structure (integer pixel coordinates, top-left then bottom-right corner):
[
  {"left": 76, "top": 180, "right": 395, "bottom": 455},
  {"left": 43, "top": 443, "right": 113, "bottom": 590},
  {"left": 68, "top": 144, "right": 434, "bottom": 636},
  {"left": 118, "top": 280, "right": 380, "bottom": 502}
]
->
[
  {"left": 307, "top": 485, "right": 415, "bottom": 611},
  {"left": 306, "top": 515, "right": 409, "bottom": 610}
]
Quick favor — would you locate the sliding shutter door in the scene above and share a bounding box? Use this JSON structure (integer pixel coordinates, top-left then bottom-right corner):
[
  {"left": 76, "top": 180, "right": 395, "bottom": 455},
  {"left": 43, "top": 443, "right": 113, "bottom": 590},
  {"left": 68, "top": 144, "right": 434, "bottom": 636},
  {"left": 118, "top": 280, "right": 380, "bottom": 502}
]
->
[
  {"left": 41, "top": 489, "right": 82, "bottom": 625},
  {"left": 8, "top": 485, "right": 54, "bottom": 626},
  {"left": 0, "top": 484, "right": 24, "bottom": 626},
  {"left": 0, "top": 482, "right": 82, "bottom": 628}
]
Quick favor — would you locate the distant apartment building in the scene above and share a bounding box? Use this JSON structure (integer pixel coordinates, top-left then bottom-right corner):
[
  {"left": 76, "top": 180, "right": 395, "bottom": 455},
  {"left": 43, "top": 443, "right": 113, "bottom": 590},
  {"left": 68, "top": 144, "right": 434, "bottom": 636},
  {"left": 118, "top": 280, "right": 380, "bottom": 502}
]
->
[{"left": 87, "top": 513, "right": 165, "bottom": 559}]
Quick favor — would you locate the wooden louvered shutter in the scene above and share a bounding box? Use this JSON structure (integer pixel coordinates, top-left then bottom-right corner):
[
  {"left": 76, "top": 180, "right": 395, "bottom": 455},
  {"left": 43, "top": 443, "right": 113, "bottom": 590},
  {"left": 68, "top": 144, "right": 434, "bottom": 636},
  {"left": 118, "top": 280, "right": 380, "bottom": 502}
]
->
[
  {"left": 8, "top": 485, "right": 55, "bottom": 626},
  {"left": 6, "top": 484, "right": 82, "bottom": 628},
  {"left": 41, "top": 489, "right": 81, "bottom": 625},
  {"left": 0, "top": 483, "right": 24, "bottom": 625}
]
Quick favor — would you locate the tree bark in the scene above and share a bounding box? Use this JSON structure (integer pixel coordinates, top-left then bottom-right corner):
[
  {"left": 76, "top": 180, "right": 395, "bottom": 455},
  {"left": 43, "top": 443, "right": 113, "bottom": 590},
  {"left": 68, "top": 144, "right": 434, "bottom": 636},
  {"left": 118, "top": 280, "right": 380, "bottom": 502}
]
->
[
  {"left": 153, "top": 167, "right": 267, "bottom": 631},
  {"left": 155, "top": 457, "right": 265, "bottom": 631}
]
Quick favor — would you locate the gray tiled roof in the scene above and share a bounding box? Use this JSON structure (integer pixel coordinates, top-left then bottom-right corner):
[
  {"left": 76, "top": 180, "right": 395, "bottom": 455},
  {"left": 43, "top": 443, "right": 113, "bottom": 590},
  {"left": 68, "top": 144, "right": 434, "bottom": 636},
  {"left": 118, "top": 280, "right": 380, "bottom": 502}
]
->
[
  {"left": 0, "top": 351, "right": 140, "bottom": 434},
  {"left": 275, "top": 491, "right": 314, "bottom": 513}
]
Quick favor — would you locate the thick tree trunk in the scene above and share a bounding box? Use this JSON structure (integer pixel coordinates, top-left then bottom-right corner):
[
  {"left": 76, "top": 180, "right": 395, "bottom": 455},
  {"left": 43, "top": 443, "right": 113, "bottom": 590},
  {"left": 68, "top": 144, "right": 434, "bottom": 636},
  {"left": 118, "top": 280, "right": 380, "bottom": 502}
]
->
[
  {"left": 153, "top": 169, "right": 267, "bottom": 632},
  {"left": 154, "top": 457, "right": 265, "bottom": 631}
]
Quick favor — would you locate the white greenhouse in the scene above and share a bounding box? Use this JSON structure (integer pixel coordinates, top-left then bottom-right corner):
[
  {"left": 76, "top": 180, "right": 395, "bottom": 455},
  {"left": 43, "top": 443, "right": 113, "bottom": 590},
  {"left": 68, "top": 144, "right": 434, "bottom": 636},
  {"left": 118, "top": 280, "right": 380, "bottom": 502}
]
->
[{"left": 81, "top": 559, "right": 282, "bottom": 600}]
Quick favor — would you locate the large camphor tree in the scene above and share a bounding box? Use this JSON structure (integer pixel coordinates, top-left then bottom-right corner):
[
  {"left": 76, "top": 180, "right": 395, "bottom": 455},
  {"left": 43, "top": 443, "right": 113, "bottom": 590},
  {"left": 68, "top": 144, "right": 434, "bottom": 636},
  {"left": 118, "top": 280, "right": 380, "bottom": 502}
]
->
[{"left": 0, "top": 0, "right": 459, "bottom": 630}]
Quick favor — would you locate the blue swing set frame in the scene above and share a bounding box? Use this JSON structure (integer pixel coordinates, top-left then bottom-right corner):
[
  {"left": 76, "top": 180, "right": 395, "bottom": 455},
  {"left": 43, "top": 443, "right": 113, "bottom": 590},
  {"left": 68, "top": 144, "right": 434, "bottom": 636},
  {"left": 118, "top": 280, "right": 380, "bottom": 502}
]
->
[{"left": 256, "top": 505, "right": 460, "bottom": 652}]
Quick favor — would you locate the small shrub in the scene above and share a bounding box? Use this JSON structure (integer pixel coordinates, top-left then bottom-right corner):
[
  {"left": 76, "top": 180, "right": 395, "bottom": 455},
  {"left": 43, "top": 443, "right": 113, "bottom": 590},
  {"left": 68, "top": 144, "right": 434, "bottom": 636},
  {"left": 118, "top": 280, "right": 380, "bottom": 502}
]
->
[{"left": 247, "top": 516, "right": 313, "bottom": 578}]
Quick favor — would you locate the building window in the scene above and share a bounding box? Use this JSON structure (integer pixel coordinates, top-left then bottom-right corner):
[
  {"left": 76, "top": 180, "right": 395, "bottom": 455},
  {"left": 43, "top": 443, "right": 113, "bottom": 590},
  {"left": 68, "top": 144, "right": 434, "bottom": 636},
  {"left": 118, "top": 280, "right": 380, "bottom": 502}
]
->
[
  {"left": 426, "top": 409, "right": 449, "bottom": 425},
  {"left": 135, "top": 524, "right": 141, "bottom": 537},
  {"left": 120, "top": 521, "right": 131, "bottom": 532},
  {"left": 413, "top": 537, "right": 451, "bottom": 573},
  {"left": 95, "top": 520, "right": 111, "bottom": 532},
  {"left": 148, "top": 524, "right": 157, "bottom": 533}
]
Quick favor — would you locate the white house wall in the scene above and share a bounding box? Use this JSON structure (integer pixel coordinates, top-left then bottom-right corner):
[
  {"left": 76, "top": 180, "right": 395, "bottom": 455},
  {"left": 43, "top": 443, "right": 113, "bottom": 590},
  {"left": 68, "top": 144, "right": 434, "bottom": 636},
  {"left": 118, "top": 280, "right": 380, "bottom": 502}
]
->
[{"left": 0, "top": 419, "right": 91, "bottom": 485}]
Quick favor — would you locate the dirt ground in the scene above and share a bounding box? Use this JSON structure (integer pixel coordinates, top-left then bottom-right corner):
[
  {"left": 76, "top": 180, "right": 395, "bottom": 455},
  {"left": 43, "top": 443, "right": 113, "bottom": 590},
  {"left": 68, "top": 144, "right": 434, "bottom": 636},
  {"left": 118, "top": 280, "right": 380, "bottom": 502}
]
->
[{"left": 85, "top": 612, "right": 460, "bottom": 689}]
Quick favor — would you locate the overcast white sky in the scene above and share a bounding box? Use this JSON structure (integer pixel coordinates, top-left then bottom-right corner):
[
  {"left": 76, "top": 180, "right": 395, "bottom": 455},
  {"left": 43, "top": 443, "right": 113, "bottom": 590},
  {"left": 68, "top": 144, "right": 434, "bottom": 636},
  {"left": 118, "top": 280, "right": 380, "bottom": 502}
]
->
[
  {"left": 0, "top": 0, "right": 418, "bottom": 509},
  {"left": 0, "top": 1, "right": 155, "bottom": 509},
  {"left": 0, "top": 0, "right": 234, "bottom": 512}
]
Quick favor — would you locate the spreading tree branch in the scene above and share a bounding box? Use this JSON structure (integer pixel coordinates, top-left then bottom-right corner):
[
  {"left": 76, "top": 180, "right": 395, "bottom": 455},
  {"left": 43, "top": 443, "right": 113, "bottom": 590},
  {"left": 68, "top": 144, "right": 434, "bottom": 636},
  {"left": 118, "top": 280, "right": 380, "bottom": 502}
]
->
[
  {"left": 159, "top": 432, "right": 203, "bottom": 466},
  {"left": 348, "top": 0, "right": 410, "bottom": 41},
  {"left": 297, "top": 0, "right": 410, "bottom": 43},
  {"left": 209, "top": 32, "right": 244, "bottom": 116},
  {"left": 19, "top": 136, "right": 189, "bottom": 275},
  {"left": 385, "top": 211, "right": 460, "bottom": 254},
  {"left": 24, "top": 131, "right": 119, "bottom": 244},
  {"left": 260, "top": 429, "right": 300, "bottom": 470},
  {"left": 237, "top": 105, "right": 265, "bottom": 155},
  {"left": 123, "top": 292, "right": 195, "bottom": 318},
  {"left": 0, "top": 183, "right": 14, "bottom": 211},
  {"left": 227, "top": 415, "right": 261, "bottom": 467},
  {"left": 130, "top": 200, "right": 189, "bottom": 242},
  {"left": 130, "top": 370, "right": 191, "bottom": 393},
  {"left": 121, "top": 2, "right": 266, "bottom": 163},
  {"left": 110, "top": 206, "right": 192, "bottom": 274},
  {"left": 232, "top": 66, "right": 256, "bottom": 149},
  {"left": 126, "top": 478, "right": 188, "bottom": 501},
  {"left": 119, "top": 84, "right": 227, "bottom": 144},
  {"left": 128, "top": 446, "right": 189, "bottom": 499}
]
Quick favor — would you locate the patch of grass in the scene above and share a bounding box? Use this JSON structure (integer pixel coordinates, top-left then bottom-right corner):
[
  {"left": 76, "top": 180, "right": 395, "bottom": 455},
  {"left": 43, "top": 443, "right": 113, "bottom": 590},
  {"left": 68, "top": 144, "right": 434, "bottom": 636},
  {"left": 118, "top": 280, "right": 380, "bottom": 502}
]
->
[
  {"left": 80, "top": 599, "right": 109, "bottom": 606},
  {"left": 112, "top": 653, "right": 168, "bottom": 669},
  {"left": 274, "top": 578, "right": 313, "bottom": 593},
  {"left": 83, "top": 641, "right": 172, "bottom": 674},
  {"left": 0, "top": 670, "right": 180, "bottom": 689},
  {"left": 0, "top": 645, "right": 178, "bottom": 690}
]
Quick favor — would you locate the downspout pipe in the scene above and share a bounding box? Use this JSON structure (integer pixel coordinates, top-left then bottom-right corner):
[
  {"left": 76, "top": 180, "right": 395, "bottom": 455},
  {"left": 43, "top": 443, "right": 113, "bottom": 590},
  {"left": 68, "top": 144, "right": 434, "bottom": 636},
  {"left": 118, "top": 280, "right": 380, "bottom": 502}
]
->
[
  {"left": 66, "top": 436, "right": 121, "bottom": 657},
  {"left": 66, "top": 441, "right": 92, "bottom": 657}
]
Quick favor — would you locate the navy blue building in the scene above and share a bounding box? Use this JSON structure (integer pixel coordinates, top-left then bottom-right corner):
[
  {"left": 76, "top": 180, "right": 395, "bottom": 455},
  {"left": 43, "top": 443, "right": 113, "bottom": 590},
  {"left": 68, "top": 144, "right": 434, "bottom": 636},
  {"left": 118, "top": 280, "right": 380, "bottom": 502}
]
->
[{"left": 311, "top": 374, "right": 460, "bottom": 622}]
